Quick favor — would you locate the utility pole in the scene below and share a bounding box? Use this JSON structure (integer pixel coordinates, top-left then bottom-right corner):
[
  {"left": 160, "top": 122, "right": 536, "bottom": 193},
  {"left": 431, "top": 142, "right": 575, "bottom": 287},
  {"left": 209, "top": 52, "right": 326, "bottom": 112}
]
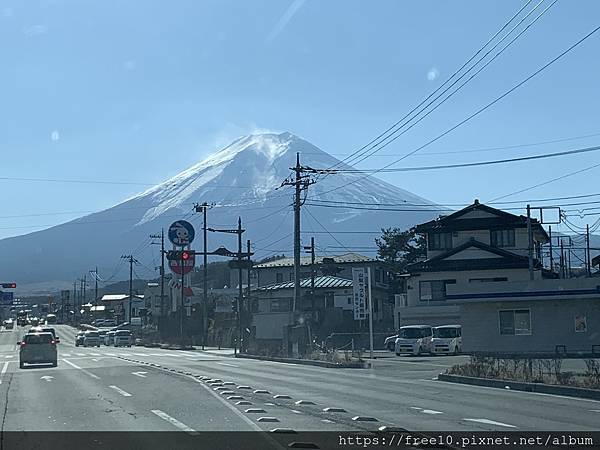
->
[
  {"left": 150, "top": 230, "right": 166, "bottom": 328},
  {"left": 89, "top": 267, "right": 98, "bottom": 308},
  {"left": 121, "top": 255, "right": 137, "bottom": 323},
  {"left": 293, "top": 153, "right": 302, "bottom": 313},
  {"left": 73, "top": 281, "right": 77, "bottom": 321},
  {"left": 549, "top": 226, "right": 553, "bottom": 273},
  {"left": 81, "top": 276, "right": 86, "bottom": 307},
  {"left": 527, "top": 204, "right": 534, "bottom": 281},
  {"left": 194, "top": 202, "right": 214, "bottom": 350},
  {"left": 586, "top": 224, "right": 592, "bottom": 277},
  {"left": 237, "top": 217, "right": 243, "bottom": 353},
  {"left": 560, "top": 239, "right": 565, "bottom": 279},
  {"left": 303, "top": 237, "right": 315, "bottom": 309}
]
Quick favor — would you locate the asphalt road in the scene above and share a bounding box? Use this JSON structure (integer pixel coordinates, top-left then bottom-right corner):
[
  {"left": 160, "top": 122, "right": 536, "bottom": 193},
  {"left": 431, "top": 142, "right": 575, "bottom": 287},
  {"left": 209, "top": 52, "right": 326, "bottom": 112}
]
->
[{"left": 0, "top": 324, "right": 598, "bottom": 447}]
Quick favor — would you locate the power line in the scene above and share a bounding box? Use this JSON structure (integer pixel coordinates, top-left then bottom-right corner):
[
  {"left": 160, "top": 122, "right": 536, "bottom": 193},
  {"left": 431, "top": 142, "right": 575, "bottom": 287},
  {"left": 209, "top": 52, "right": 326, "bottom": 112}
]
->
[
  {"left": 347, "top": 0, "right": 559, "bottom": 168},
  {"left": 489, "top": 160, "right": 600, "bottom": 202},
  {"left": 303, "top": 207, "right": 353, "bottom": 254},
  {"left": 325, "top": 144, "right": 600, "bottom": 173},
  {"left": 326, "top": 0, "right": 540, "bottom": 171},
  {"left": 318, "top": 22, "right": 600, "bottom": 196}
]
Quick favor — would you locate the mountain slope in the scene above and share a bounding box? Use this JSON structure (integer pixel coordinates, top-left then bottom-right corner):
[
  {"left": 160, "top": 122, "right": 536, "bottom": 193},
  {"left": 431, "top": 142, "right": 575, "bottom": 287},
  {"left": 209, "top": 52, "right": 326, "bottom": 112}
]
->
[{"left": 0, "top": 132, "right": 440, "bottom": 292}]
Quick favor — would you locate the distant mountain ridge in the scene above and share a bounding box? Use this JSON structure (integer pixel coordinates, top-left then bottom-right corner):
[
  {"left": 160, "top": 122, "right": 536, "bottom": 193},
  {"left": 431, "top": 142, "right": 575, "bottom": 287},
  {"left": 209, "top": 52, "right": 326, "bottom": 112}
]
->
[{"left": 0, "top": 132, "right": 441, "bottom": 293}]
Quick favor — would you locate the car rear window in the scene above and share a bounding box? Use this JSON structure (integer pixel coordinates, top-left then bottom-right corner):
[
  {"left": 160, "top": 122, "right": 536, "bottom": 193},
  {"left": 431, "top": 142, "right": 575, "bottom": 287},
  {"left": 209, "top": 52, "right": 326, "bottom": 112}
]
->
[
  {"left": 115, "top": 330, "right": 131, "bottom": 336},
  {"left": 24, "top": 333, "right": 53, "bottom": 344},
  {"left": 42, "top": 328, "right": 56, "bottom": 336},
  {"left": 86, "top": 332, "right": 99, "bottom": 337}
]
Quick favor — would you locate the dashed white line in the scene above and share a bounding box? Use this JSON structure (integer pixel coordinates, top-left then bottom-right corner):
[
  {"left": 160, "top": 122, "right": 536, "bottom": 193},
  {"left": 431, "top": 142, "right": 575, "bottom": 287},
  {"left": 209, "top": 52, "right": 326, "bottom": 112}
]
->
[
  {"left": 75, "top": 353, "right": 85, "bottom": 356},
  {"left": 421, "top": 409, "right": 443, "bottom": 415},
  {"left": 151, "top": 409, "right": 198, "bottom": 435},
  {"left": 133, "top": 353, "right": 147, "bottom": 356},
  {"left": 106, "top": 353, "right": 116, "bottom": 356},
  {"left": 5, "top": 355, "right": 13, "bottom": 359},
  {"left": 463, "top": 418, "right": 517, "bottom": 428},
  {"left": 61, "top": 358, "right": 100, "bottom": 379},
  {"left": 62, "top": 353, "right": 71, "bottom": 357},
  {"left": 0, "top": 361, "right": 9, "bottom": 384},
  {"left": 109, "top": 385, "right": 133, "bottom": 397},
  {"left": 216, "top": 362, "right": 239, "bottom": 368},
  {"left": 132, "top": 371, "right": 148, "bottom": 378}
]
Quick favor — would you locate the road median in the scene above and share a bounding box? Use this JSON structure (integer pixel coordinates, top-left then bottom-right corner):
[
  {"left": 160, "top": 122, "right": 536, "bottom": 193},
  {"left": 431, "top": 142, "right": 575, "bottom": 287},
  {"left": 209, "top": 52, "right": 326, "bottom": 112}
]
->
[
  {"left": 235, "top": 353, "right": 371, "bottom": 368},
  {"left": 437, "top": 373, "right": 600, "bottom": 400}
]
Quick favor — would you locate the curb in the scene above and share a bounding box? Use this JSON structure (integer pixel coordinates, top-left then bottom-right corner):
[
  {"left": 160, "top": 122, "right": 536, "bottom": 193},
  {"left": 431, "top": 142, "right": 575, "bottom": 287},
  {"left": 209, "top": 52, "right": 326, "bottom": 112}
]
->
[
  {"left": 235, "top": 353, "right": 370, "bottom": 369},
  {"left": 437, "top": 373, "right": 600, "bottom": 400}
]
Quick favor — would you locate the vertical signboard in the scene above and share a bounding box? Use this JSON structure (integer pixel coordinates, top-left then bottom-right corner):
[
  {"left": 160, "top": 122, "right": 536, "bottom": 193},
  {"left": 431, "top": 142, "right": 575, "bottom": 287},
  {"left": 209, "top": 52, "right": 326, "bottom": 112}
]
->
[{"left": 352, "top": 267, "right": 367, "bottom": 321}]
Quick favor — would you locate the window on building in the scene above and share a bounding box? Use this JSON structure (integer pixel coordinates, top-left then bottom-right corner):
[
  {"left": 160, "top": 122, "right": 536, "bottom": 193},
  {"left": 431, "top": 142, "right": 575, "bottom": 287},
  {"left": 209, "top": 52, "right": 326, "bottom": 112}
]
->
[
  {"left": 325, "top": 292, "right": 334, "bottom": 308},
  {"left": 469, "top": 277, "right": 508, "bottom": 283},
  {"left": 251, "top": 298, "right": 259, "bottom": 313},
  {"left": 490, "top": 229, "right": 515, "bottom": 247},
  {"left": 276, "top": 273, "right": 283, "bottom": 283},
  {"left": 347, "top": 297, "right": 351, "bottom": 305},
  {"left": 419, "top": 280, "right": 456, "bottom": 301},
  {"left": 375, "top": 269, "right": 382, "bottom": 283},
  {"left": 428, "top": 232, "right": 452, "bottom": 250},
  {"left": 499, "top": 309, "right": 531, "bottom": 335},
  {"left": 270, "top": 299, "right": 290, "bottom": 312}
]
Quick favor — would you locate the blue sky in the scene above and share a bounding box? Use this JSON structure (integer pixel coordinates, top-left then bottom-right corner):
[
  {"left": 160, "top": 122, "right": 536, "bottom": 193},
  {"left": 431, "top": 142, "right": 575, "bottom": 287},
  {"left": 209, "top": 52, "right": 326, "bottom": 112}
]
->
[{"left": 1, "top": 0, "right": 599, "bottom": 239}]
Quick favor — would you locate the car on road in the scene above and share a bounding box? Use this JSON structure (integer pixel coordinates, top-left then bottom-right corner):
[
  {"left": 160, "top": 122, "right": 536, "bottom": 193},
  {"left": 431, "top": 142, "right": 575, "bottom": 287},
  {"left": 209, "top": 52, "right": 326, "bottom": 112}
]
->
[
  {"left": 103, "top": 319, "right": 117, "bottom": 327},
  {"left": 92, "top": 319, "right": 105, "bottom": 327},
  {"left": 39, "top": 327, "right": 60, "bottom": 344},
  {"left": 3, "top": 319, "right": 14, "bottom": 330},
  {"left": 45, "top": 314, "right": 57, "bottom": 324},
  {"left": 83, "top": 330, "right": 102, "bottom": 347},
  {"left": 394, "top": 325, "right": 433, "bottom": 356},
  {"left": 18, "top": 332, "right": 58, "bottom": 368},
  {"left": 29, "top": 317, "right": 39, "bottom": 326},
  {"left": 104, "top": 330, "right": 116, "bottom": 346},
  {"left": 431, "top": 325, "right": 462, "bottom": 355},
  {"left": 113, "top": 330, "right": 132, "bottom": 347},
  {"left": 384, "top": 333, "right": 398, "bottom": 351},
  {"left": 75, "top": 331, "right": 85, "bottom": 347}
]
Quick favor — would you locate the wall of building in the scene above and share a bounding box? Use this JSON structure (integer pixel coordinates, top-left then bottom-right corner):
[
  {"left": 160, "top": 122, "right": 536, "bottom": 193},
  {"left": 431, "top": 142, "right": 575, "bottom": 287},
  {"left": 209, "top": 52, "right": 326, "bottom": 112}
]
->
[
  {"left": 406, "top": 268, "right": 536, "bottom": 306},
  {"left": 460, "top": 298, "right": 600, "bottom": 353}
]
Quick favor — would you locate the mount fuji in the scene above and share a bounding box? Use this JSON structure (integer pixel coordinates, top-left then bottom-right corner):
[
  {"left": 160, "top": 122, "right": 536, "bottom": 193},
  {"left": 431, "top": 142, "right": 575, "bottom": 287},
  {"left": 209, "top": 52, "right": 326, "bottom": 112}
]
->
[{"left": 0, "top": 132, "right": 441, "bottom": 292}]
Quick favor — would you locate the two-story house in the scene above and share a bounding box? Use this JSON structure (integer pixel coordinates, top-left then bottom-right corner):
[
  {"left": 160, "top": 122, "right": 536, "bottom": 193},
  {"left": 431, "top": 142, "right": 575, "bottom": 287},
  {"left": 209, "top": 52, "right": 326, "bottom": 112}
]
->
[{"left": 400, "top": 199, "right": 550, "bottom": 326}]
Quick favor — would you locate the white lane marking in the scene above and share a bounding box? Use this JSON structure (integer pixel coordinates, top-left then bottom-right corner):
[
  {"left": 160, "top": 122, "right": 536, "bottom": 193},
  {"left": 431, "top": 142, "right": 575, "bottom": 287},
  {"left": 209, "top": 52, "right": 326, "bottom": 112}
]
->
[
  {"left": 151, "top": 409, "right": 198, "bottom": 435},
  {"left": 132, "top": 371, "right": 148, "bottom": 378},
  {"left": 118, "top": 353, "right": 131, "bottom": 356},
  {"left": 61, "top": 358, "right": 100, "bottom": 379},
  {"left": 463, "top": 418, "right": 517, "bottom": 428},
  {"left": 5, "top": 355, "right": 13, "bottom": 359},
  {"left": 40, "top": 375, "right": 54, "bottom": 382},
  {"left": 291, "top": 410, "right": 302, "bottom": 414},
  {"left": 437, "top": 378, "right": 600, "bottom": 404},
  {"left": 591, "top": 409, "right": 600, "bottom": 413},
  {"left": 91, "top": 358, "right": 99, "bottom": 362},
  {"left": 389, "top": 359, "right": 453, "bottom": 368},
  {"left": 410, "top": 406, "right": 422, "bottom": 410},
  {"left": 0, "top": 361, "right": 9, "bottom": 384},
  {"left": 106, "top": 353, "right": 116, "bottom": 356},
  {"left": 109, "top": 385, "right": 132, "bottom": 397},
  {"left": 89, "top": 353, "right": 101, "bottom": 356},
  {"left": 62, "top": 353, "right": 71, "bottom": 357},
  {"left": 421, "top": 409, "right": 443, "bottom": 415},
  {"left": 188, "top": 377, "right": 262, "bottom": 431},
  {"left": 75, "top": 353, "right": 85, "bottom": 356},
  {"left": 216, "top": 362, "right": 239, "bottom": 368},
  {"left": 133, "top": 353, "right": 147, "bottom": 356}
]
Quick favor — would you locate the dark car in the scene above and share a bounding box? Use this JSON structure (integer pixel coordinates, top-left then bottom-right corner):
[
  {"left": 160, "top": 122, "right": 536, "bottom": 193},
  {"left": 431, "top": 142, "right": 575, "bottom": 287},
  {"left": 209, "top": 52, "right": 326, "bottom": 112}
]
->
[
  {"left": 19, "top": 332, "right": 58, "bottom": 368},
  {"left": 39, "top": 327, "right": 60, "bottom": 344},
  {"left": 75, "top": 331, "right": 85, "bottom": 347}
]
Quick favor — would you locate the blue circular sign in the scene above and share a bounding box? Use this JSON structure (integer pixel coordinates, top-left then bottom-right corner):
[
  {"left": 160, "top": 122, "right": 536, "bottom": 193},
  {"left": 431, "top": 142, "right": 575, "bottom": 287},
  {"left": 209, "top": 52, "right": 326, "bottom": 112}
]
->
[{"left": 168, "top": 220, "right": 195, "bottom": 247}]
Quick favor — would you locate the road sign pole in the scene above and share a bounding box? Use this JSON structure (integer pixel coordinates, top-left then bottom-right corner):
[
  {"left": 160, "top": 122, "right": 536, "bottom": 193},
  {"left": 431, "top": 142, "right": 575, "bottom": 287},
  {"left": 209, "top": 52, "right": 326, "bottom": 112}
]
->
[
  {"left": 367, "top": 267, "right": 374, "bottom": 360},
  {"left": 181, "top": 249, "right": 185, "bottom": 343}
]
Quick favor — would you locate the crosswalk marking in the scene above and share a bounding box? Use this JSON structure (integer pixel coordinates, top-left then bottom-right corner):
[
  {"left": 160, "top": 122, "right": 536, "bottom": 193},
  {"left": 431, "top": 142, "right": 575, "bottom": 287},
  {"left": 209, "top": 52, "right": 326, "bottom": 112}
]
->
[{"left": 5, "top": 355, "right": 13, "bottom": 359}]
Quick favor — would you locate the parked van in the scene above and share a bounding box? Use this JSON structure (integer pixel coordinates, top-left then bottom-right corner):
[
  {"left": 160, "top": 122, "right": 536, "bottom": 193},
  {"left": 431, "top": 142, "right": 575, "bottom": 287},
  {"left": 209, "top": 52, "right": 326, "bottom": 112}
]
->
[
  {"left": 431, "top": 325, "right": 462, "bottom": 355},
  {"left": 394, "top": 325, "right": 433, "bottom": 356}
]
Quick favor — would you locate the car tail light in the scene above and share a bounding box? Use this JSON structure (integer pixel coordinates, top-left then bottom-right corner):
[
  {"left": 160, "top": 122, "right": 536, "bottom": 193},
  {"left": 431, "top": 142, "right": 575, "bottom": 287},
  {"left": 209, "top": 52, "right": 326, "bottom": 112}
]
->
[
  {"left": 20, "top": 341, "right": 26, "bottom": 347},
  {"left": 51, "top": 340, "right": 56, "bottom": 345}
]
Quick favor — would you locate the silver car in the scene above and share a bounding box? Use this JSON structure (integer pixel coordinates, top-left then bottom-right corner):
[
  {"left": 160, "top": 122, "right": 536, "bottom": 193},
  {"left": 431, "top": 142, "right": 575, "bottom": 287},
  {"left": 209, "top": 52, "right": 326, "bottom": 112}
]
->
[
  {"left": 83, "top": 330, "right": 101, "bottom": 347},
  {"left": 19, "top": 332, "right": 58, "bottom": 368}
]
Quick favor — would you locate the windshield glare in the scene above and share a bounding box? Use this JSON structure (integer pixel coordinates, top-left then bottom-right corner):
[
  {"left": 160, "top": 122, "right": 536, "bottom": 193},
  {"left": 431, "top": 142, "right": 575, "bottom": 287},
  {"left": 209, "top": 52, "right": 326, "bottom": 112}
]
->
[{"left": 434, "top": 328, "right": 459, "bottom": 338}]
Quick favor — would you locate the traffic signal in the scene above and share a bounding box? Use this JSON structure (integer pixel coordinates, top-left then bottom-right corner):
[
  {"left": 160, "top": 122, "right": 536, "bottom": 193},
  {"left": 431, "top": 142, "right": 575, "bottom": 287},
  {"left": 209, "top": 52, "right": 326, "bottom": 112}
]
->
[
  {"left": 1, "top": 283, "right": 16, "bottom": 288},
  {"left": 231, "top": 299, "right": 238, "bottom": 313},
  {"left": 166, "top": 250, "right": 192, "bottom": 261}
]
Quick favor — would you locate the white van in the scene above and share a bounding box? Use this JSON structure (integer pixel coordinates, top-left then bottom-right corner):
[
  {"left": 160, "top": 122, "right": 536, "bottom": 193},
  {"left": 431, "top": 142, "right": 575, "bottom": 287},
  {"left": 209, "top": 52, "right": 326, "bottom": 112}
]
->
[
  {"left": 394, "top": 325, "right": 433, "bottom": 356},
  {"left": 431, "top": 325, "right": 462, "bottom": 355}
]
